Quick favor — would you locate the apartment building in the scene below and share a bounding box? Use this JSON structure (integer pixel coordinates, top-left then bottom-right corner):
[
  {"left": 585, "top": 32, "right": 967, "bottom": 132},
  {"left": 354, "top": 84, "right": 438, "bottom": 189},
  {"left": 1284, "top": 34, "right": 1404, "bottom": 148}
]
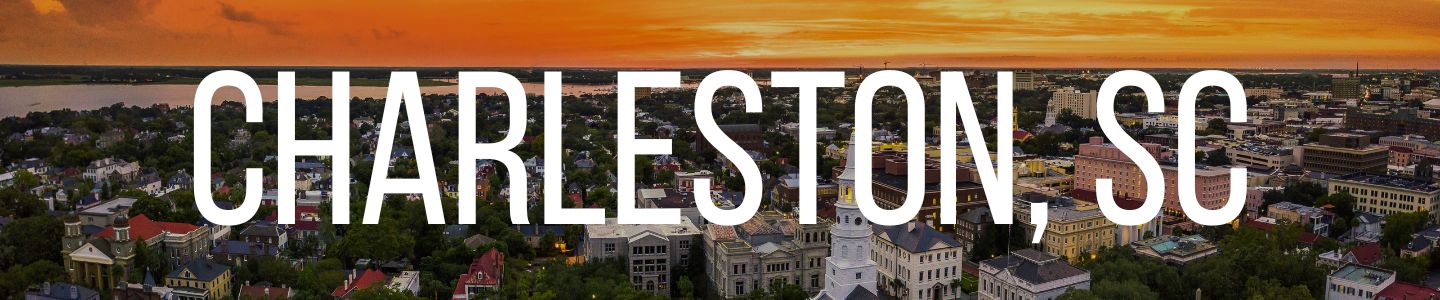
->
[{"left": 1048, "top": 87, "right": 1098, "bottom": 121}]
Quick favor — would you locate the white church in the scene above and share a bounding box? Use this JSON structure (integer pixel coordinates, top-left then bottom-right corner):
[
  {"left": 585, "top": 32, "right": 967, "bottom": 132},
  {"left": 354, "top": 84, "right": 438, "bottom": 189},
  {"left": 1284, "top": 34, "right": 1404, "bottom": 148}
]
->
[{"left": 812, "top": 136, "right": 879, "bottom": 300}]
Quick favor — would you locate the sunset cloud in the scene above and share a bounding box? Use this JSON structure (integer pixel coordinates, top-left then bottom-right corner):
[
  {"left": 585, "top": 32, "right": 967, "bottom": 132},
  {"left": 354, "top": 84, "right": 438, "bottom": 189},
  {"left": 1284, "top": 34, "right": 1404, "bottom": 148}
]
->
[{"left": 0, "top": 0, "right": 1436, "bottom": 68}]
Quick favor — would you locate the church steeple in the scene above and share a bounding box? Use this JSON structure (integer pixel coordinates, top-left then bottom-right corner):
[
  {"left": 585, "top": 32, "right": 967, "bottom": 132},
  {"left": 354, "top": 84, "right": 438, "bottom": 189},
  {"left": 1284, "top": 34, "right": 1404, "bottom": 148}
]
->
[{"left": 816, "top": 134, "right": 878, "bottom": 299}]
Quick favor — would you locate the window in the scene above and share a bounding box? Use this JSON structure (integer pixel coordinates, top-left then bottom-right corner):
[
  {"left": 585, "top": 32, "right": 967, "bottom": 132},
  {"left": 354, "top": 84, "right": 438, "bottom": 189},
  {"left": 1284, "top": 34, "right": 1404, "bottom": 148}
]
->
[
  {"left": 604, "top": 243, "right": 616, "bottom": 254},
  {"left": 735, "top": 281, "right": 746, "bottom": 294}
]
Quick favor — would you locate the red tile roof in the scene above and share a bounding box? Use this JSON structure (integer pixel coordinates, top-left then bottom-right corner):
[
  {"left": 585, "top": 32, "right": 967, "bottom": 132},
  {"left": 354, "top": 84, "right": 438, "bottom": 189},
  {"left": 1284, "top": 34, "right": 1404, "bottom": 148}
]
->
[
  {"left": 454, "top": 248, "right": 505, "bottom": 297},
  {"left": 1377, "top": 281, "right": 1440, "bottom": 300},
  {"left": 1351, "top": 243, "right": 1385, "bottom": 266},
  {"left": 331, "top": 269, "right": 386, "bottom": 297},
  {"left": 265, "top": 205, "right": 321, "bottom": 231},
  {"left": 97, "top": 214, "right": 200, "bottom": 241},
  {"left": 238, "top": 285, "right": 291, "bottom": 300}
]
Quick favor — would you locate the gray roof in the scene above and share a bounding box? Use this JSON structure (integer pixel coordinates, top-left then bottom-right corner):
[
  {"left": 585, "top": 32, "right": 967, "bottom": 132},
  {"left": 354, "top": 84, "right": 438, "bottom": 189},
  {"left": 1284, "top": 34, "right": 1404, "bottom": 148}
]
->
[
  {"left": 981, "top": 249, "right": 1089, "bottom": 285},
  {"left": 25, "top": 282, "right": 99, "bottom": 300},
  {"left": 168, "top": 259, "right": 230, "bottom": 281},
  {"left": 813, "top": 287, "right": 878, "bottom": 300},
  {"left": 872, "top": 222, "right": 961, "bottom": 253},
  {"left": 240, "top": 224, "right": 284, "bottom": 237}
]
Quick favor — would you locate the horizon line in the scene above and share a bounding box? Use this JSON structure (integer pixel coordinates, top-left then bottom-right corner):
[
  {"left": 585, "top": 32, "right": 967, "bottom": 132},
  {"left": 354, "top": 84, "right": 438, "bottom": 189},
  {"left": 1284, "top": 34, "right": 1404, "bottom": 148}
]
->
[{"left": 2, "top": 63, "right": 1435, "bottom": 72}]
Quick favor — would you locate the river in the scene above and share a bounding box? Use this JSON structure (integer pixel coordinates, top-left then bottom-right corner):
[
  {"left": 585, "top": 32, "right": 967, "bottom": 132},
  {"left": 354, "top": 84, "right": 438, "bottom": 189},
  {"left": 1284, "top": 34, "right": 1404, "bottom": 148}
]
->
[{"left": 0, "top": 83, "right": 615, "bottom": 117}]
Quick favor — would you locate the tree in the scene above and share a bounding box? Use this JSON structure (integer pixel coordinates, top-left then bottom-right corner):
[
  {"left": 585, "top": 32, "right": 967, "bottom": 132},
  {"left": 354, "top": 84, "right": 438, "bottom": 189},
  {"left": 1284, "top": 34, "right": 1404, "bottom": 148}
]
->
[
  {"left": 1243, "top": 277, "right": 1312, "bottom": 300},
  {"left": 1382, "top": 211, "right": 1429, "bottom": 251},
  {"left": 349, "top": 286, "right": 426, "bottom": 300},
  {"left": 677, "top": 276, "right": 695, "bottom": 299},
  {"left": 0, "top": 215, "right": 62, "bottom": 267},
  {"left": 1381, "top": 256, "right": 1430, "bottom": 283},
  {"left": 329, "top": 223, "right": 416, "bottom": 262},
  {"left": 1203, "top": 149, "right": 1231, "bottom": 166},
  {"left": 11, "top": 170, "right": 39, "bottom": 190}
]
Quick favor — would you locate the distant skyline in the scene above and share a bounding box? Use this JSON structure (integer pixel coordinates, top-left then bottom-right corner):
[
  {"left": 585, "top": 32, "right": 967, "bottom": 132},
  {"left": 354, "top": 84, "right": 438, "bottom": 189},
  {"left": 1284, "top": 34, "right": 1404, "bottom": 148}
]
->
[{"left": 4, "top": 0, "right": 1439, "bottom": 69}]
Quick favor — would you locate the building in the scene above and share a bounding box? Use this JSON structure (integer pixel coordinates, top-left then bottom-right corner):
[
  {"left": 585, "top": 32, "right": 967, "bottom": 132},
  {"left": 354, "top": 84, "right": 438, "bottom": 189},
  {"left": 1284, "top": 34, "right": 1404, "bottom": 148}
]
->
[
  {"left": 1129, "top": 235, "right": 1218, "bottom": 265},
  {"left": 1245, "top": 87, "right": 1284, "bottom": 99},
  {"left": 25, "top": 282, "right": 100, "bottom": 300},
  {"left": 771, "top": 173, "right": 839, "bottom": 213},
  {"left": 1376, "top": 281, "right": 1440, "bottom": 300},
  {"left": 1228, "top": 143, "right": 1296, "bottom": 170},
  {"left": 1328, "top": 172, "right": 1440, "bottom": 220},
  {"left": 331, "top": 269, "right": 386, "bottom": 299},
  {"left": 61, "top": 214, "right": 137, "bottom": 291},
  {"left": 1333, "top": 77, "right": 1363, "bottom": 100},
  {"left": 386, "top": 271, "right": 421, "bottom": 296},
  {"left": 94, "top": 214, "right": 212, "bottom": 268},
  {"left": 1014, "top": 194, "right": 1117, "bottom": 262},
  {"left": 237, "top": 284, "right": 291, "bottom": 300},
  {"left": 705, "top": 211, "right": 832, "bottom": 298},
  {"left": 1048, "top": 87, "right": 1099, "bottom": 121},
  {"left": 812, "top": 139, "right": 879, "bottom": 300},
  {"left": 1319, "top": 242, "right": 1384, "bottom": 269},
  {"left": 956, "top": 207, "right": 992, "bottom": 252},
  {"left": 78, "top": 197, "right": 137, "bottom": 227},
  {"left": 452, "top": 248, "right": 504, "bottom": 300},
  {"left": 1267, "top": 201, "right": 1333, "bottom": 235},
  {"left": 238, "top": 223, "right": 288, "bottom": 249},
  {"left": 870, "top": 221, "right": 964, "bottom": 300},
  {"left": 209, "top": 240, "right": 280, "bottom": 264},
  {"left": 978, "top": 249, "right": 1091, "bottom": 300},
  {"left": 1301, "top": 133, "right": 1389, "bottom": 175},
  {"left": 82, "top": 157, "right": 140, "bottom": 183},
  {"left": 1325, "top": 263, "right": 1394, "bottom": 300},
  {"left": 1072, "top": 137, "right": 1233, "bottom": 220},
  {"left": 584, "top": 218, "right": 702, "bottom": 295},
  {"left": 673, "top": 170, "right": 716, "bottom": 193},
  {"left": 114, "top": 278, "right": 176, "bottom": 300},
  {"left": 165, "top": 259, "right": 232, "bottom": 300},
  {"left": 866, "top": 151, "right": 987, "bottom": 232},
  {"left": 1346, "top": 108, "right": 1440, "bottom": 141},
  {"left": 693, "top": 124, "right": 765, "bottom": 154},
  {"left": 635, "top": 188, "right": 709, "bottom": 227}
]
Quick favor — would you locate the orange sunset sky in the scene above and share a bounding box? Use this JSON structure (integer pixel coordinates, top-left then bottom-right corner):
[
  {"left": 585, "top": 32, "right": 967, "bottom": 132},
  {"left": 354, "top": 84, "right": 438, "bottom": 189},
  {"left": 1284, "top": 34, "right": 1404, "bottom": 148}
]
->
[{"left": 3, "top": 0, "right": 1439, "bottom": 69}]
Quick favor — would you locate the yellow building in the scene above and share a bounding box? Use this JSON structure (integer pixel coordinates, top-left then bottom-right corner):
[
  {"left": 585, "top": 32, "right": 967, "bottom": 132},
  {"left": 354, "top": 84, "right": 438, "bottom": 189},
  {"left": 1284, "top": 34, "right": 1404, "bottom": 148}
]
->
[
  {"left": 1329, "top": 172, "right": 1440, "bottom": 221},
  {"left": 166, "top": 259, "right": 233, "bottom": 300},
  {"left": 61, "top": 214, "right": 135, "bottom": 291},
  {"left": 1014, "top": 194, "right": 1117, "bottom": 262}
]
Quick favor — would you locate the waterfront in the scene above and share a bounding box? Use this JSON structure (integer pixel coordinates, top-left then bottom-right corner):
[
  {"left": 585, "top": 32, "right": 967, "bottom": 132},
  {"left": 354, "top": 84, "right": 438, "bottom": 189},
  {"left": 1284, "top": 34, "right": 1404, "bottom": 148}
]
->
[{"left": 0, "top": 82, "right": 613, "bottom": 117}]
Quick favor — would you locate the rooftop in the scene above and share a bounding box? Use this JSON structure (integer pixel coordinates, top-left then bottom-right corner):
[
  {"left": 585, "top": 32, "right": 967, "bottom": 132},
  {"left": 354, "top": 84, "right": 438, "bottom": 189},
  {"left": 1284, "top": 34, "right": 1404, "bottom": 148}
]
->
[
  {"left": 585, "top": 218, "right": 700, "bottom": 240},
  {"left": 980, "top": 249, "right": 1089, "bottom": 285},
  {"left": 1332, "top": 172, "right": 1440, "bottom": 193},
  {"left": 1330, "top": 263, "right": 1395, "bottom": 287}
]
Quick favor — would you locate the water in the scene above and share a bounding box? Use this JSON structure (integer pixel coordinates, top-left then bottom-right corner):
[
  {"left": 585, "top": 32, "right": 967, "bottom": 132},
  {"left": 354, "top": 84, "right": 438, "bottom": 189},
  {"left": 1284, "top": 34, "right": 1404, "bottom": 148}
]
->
[{"left": 0, "top": 83, "right": 614, "bottom": 117}]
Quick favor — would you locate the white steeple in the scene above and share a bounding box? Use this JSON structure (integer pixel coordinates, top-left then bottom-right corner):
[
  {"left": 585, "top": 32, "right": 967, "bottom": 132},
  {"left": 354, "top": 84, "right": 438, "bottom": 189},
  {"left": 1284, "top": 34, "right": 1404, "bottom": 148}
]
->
[{"left": 816, "top": 134, "right": 877, "bottom": 299}]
